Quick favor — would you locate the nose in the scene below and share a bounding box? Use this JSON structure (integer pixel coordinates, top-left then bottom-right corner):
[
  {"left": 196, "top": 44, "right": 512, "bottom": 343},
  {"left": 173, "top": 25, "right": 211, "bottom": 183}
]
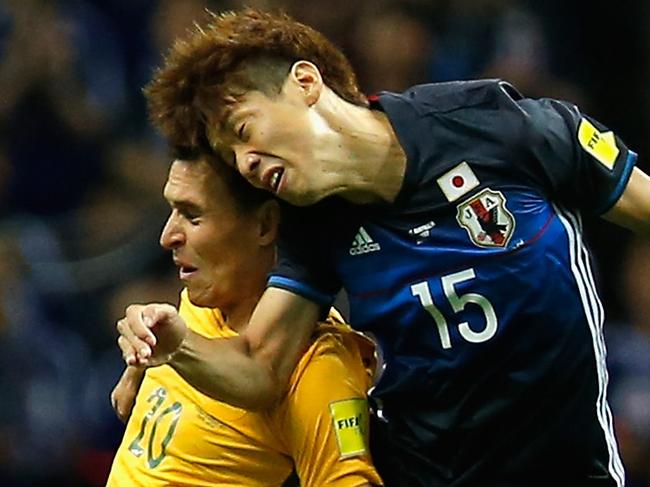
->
[
  {"left": 159, "top": 213, "right": 185, "bottom": 250},
  {"left": 236, "top": 152, "right": 262, "bottom": 182}
]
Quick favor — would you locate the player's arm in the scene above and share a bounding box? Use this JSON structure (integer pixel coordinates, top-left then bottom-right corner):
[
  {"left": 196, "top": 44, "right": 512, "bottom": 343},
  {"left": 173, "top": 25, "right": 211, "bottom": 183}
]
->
[
  {"left": 110, "top": 365, "right": 146, "bottom": 422},
  {"left": 281, "top": 329, "right": 383, "bottom": 487},
  {"left": 603, "top": 167, "right": 650, "bottom": 235},
  {"left": 172, "top": 288, "right": 319, "bottom": 409},
  {"left": 504, "top": 91, "right": 643, "bottom": 226},
  {"left": 116, "top": 288, "right": 320, "bottom": 410}
]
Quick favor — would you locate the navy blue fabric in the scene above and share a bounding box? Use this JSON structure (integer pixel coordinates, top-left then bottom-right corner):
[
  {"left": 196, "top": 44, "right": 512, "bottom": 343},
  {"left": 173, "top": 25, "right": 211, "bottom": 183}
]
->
[{"left": 270, "top": 80, "right": 636, "bottom": 486}]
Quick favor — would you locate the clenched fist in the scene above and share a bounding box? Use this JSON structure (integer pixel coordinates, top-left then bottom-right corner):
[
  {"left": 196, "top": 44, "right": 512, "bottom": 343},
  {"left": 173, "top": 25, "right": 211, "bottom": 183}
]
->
[{"left": 116, "top": 303, "right": 188, "bottom": 367}]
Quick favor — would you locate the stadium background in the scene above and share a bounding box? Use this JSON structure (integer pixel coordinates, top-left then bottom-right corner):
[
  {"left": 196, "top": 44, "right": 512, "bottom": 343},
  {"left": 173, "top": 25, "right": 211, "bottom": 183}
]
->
[{"left": 0, "top": 0, "right": 649, "bottom": 485}]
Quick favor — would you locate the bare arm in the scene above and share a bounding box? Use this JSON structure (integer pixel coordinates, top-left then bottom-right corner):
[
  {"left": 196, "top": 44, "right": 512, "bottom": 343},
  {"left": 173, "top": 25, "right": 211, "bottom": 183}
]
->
[
  {"left": 116, "top": 288, "right": 320, "bottom": 410},
  {"left": 110, "top": 366, "right": 146, "bottom": 422},
  {"left": 603, "top": 167, "right": 650, "bottom": 235}
]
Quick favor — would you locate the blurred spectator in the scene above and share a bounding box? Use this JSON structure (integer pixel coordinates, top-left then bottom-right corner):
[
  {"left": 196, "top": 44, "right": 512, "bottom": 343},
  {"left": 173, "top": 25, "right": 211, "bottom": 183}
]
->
[
  {"left": 351, "top": 2, "right": 435, "bottom": 93},
  {"left": 0, "top": 0, "right": 646, "bottom": 485},
  {"left": 607, "top": 238, "right": 650, "bottom": 487},
  {"left": 0, "top": 231, "right": 89, "bottom": 486},
  {"left": 427, "top": 0, "right": 508, "bottom": 82},
  {"left": 71, "top": 137, "right": 168, "bottom": 257},
  {"left": 480, "top": 2, "right": 586, "bottom": 105},
  {"left": 0, "top": 0, "right": 125, "bottom": 216},
  {"left": 0, "top": 147, "right": 11, "bottom": 216},
  {"left": 76, "top": 272, "right": 180, "bottom": 486}
]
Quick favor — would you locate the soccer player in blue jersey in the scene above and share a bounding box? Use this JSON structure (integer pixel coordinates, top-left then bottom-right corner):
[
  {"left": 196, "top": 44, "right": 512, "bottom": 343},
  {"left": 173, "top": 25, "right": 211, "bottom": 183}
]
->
[{"left": 117, "top": 9, "right": 650, "bottom": 487}]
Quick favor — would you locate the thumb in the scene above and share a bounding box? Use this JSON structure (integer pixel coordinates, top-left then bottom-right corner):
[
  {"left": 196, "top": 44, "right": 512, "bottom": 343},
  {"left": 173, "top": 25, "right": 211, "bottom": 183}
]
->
[
  {"left": 147, "top": 303, "right": 180, "bottom": 329},
  {"left": 139, "top": 304, "right": 174, "bottom": 347}
]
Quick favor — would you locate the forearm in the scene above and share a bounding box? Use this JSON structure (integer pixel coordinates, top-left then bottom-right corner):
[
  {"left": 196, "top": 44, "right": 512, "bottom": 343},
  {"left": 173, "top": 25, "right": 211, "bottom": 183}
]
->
[
  {"left": 111, "top": 365, "right": 146, "bottom": 422},
  {"left": 119, "top": 289, "right": 320, "bottom": 410},
  {"left": 603, "top": 167, "right": 650, "bottom": 235},
  {"left": 169, "top": 331, "right": 284, "bottom": 410},
  {"left": 122, "top": 365, "right": 146, "bottom": 383},
  {"left": 604, "top": 210, "right": 650, "bottom": 236}
]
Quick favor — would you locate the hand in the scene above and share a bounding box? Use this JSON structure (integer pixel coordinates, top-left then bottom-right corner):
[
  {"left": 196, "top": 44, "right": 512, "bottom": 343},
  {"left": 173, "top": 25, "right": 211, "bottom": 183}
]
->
[
  {"left": 110, "top": 366, "right": 145, "bottom": 423},
  {"left": 116, "top": 303, "right": 188, "bottom": 367}
]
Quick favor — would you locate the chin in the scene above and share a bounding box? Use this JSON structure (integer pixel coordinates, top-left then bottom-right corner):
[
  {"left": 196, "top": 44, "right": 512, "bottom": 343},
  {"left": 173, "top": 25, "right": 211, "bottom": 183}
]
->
[
  {"left": 285, "top": 188, "right": 327, "bottom": 207},
  {"left": 186, "top": 289, "right": 219, "bottom": 309}
]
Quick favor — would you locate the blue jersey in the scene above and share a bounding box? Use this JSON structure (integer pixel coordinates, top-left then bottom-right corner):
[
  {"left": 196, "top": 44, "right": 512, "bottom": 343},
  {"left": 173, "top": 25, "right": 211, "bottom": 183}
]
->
[{"left": 269, "top": 80, "right": 636, "bottom": 486}]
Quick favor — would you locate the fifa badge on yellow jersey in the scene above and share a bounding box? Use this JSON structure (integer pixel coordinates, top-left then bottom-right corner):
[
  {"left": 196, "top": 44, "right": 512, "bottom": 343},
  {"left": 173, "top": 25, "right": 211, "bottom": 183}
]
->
[{"left": 329, "top": 398, "right": 369, "bottom": 458}]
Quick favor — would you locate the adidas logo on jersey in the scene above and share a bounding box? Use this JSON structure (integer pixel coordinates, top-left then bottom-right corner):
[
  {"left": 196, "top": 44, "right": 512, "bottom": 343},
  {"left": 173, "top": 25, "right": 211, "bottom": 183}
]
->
[{"left": 349, "top": 227, "right": 381, "bottom": 256}]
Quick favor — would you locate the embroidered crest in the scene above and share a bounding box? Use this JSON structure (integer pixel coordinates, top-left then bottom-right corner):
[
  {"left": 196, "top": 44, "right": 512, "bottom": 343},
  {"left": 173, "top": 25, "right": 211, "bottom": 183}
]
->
[{"left": 456, "top": 189, "right": 515, "bottom": 248}]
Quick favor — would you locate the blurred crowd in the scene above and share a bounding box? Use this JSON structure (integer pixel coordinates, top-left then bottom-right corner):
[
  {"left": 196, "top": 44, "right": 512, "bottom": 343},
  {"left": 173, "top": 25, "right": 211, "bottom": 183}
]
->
[{"left": 0, "top": 0, "right": 648, "bottom": 485}]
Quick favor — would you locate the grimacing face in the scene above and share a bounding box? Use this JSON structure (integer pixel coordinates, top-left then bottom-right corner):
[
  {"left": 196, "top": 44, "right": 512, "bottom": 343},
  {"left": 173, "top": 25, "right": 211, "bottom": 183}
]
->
[
  {"left": 211, "top": 63, "right": 341, "bottom": 206},
  {"left": 159, "top": 159, "right": 269, "bottom": 309}
]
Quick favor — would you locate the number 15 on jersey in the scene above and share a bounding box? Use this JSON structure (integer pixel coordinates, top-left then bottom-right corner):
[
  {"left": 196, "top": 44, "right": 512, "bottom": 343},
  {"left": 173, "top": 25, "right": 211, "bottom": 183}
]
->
[{"left": 411, "top": 268, "right": 498, "bottom": 349}]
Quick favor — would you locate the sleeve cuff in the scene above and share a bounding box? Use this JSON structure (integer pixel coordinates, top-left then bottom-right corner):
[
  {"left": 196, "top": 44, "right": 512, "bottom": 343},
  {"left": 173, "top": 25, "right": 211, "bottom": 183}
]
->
[
  {"left": 596, "top": 150, "right": 637, "bottom": 215},
  {"left": 267, "top": 276, "right": 335, "bottom": 308}
]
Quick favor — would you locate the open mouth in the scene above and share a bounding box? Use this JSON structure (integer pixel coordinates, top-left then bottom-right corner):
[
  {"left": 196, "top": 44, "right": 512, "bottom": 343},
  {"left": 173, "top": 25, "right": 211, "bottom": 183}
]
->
[
  {"left": 270, "top": 168, "right": 284, "bottom": 193},
  {"left": 179, "top": 266, "right": 198, "bottom": 279}
]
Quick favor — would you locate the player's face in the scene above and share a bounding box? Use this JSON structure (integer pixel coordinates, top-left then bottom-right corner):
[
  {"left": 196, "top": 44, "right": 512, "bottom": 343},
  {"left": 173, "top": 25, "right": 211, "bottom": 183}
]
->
[
  {"left": 211, "top": 71, "right": 336, "bottom": 206},
  {"left": 159, "top": 159, "right": 267, "bottom": 308}
]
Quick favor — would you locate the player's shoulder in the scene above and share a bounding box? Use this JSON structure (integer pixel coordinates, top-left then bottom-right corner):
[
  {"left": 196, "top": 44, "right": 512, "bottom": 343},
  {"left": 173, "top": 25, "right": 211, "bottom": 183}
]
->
[
  {"left": 378, "top": 79, "right": 523, "bottom": 115},
  {"left": 314, "top": 308, "right": 374, "bottom": 357},
  {"left": 288, "top": 309, "right": 377, "bottom": 385}
]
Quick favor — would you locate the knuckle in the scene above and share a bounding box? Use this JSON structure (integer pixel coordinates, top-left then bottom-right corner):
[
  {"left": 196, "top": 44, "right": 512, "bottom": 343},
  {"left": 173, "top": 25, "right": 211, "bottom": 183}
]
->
[{"left": 126, "top": 303, "right": 141, "bottom": 315}]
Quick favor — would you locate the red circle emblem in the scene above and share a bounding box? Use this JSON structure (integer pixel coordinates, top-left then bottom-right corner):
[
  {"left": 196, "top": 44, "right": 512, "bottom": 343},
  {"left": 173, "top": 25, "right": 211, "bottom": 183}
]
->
[{"left": 452, "top": 175, "right": 465, "bottom": 188}]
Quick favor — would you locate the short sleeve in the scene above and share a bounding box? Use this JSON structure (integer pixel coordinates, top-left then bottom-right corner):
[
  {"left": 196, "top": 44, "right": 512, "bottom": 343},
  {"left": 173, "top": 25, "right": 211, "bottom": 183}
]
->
[
  {"left": 275, "top": 330, "right": 382, "bottom": 487},
  {"left": 268, "top": 201, "right": 348, "bottom": 309},
  {"left": 512, "top": 91, "right": 637, "bottom": 214}
]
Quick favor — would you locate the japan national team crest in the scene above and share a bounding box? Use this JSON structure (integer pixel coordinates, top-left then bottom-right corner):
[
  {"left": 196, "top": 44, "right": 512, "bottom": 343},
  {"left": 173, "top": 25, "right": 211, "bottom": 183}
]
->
[{"left": 456, "top": 188, "right": 515, "bottom": 248}]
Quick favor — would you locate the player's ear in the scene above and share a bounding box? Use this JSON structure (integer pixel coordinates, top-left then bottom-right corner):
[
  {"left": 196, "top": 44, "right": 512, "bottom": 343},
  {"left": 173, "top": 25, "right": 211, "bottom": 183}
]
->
[
  {"left": 288, "top": 60, "right": 322, "bottom": 106},
  {"left": 256, "top": 199, "right": 281, "bottom": 246}
]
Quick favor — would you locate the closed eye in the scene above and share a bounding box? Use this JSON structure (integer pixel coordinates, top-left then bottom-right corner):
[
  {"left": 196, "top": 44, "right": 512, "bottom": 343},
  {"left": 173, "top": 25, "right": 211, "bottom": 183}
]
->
[
  {"left": 181, "top": 210, "right": 201, "bottom": 225},
  {"left": 171, "top": 203, "right": 203, "bottom": 224},
  {"left": 237, "top": 123, "right": 248, "bottom": 141}
]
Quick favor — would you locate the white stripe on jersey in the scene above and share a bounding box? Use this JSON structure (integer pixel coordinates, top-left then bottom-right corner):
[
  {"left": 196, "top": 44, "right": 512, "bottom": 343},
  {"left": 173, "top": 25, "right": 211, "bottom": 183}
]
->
[
  {"left": 554, "top": 205, "right": 625, "bottom": 486},
  {"left": 563, "top": 209, "right": 625, "bottom": 484}
]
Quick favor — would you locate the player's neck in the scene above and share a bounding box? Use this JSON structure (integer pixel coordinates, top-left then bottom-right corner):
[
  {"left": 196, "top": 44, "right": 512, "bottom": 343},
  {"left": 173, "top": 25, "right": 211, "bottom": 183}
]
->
[
  {"left": 221, "top": 292, "right": 263, "bottom": 333},
  {"left": 317, "top": 95, "right": 407, "bottom": 204}
]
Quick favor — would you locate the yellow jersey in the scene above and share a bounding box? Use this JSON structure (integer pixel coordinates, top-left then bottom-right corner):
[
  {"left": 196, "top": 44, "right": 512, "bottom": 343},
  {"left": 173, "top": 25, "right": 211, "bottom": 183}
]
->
[{"left": 107, "top": 290, "right": 382, "bottom": 486}]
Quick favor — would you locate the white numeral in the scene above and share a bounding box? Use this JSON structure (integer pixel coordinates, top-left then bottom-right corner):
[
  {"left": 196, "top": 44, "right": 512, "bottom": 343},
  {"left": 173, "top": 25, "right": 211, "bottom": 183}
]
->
[
  {"left": 411, "top": 268, "right": 498, "bottom": 349},
  {"left": 411, "top": 282, "right": 452, "bottom": 349}
]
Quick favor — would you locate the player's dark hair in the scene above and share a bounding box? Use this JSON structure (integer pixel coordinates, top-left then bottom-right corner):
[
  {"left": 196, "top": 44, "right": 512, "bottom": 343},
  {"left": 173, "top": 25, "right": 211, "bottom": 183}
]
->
[{"left": 171, "top": 145, "right": 273, "bottom": 213}]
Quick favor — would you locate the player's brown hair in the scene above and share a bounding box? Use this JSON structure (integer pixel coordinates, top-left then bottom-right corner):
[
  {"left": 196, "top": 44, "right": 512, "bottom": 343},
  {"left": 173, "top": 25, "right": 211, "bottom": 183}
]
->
[
  {"left": 145, "top": 8, "right": 367, "bottom": 151},
  {"left": 172, "top": 146, "right": 273, "bottom": 213}
]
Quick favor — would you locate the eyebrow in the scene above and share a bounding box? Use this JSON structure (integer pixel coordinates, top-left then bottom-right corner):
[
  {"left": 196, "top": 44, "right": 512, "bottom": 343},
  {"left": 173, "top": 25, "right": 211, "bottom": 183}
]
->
[{"left": 168, "top": 199, "right": 204, "bottom": 214}]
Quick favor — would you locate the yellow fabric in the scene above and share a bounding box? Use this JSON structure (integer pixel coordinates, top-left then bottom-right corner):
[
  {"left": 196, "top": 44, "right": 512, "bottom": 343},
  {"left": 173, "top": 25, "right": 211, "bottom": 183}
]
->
[{"left": 107, "top": 290, "right": 382, "bottom": 486}]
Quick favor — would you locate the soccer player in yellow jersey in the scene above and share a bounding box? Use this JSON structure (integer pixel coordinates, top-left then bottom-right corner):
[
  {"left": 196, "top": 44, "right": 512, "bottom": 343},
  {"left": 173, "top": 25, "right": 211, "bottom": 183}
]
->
[{"left": 106, "top": 152, "right": 382, "bottom": 486}]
